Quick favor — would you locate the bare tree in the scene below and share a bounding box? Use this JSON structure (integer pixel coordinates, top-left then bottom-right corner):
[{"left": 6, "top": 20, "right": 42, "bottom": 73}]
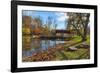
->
[
  {"left": 54, "top": 18, "right": 57, "bottom": 30},
  {"left": 67, "top": 13, "right": 90, "bottom": 41},
  {"left": 47, "top": 16, "right": 53, "bottom": 33}
]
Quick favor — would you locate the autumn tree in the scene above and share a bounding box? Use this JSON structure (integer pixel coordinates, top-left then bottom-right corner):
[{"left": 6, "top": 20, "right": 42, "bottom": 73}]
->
[
  {"left": 32, "top": 16, "right": 42, "bottom": 28},
  {"left": 67, "top": 13, "right": 90, "bottom": 41},
  {"left": 32, "top": 17, "right": 43, "bottom": 35},
  {"left": 22, "top": 16, "right": 32, "bottom": 34},
  {"left": 43, "top": 25, "right": 50, "bottom": 35}
]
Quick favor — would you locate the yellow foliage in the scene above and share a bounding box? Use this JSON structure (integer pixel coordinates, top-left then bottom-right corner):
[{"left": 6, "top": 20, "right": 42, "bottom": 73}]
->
[{"left": 22, "top": 27, "right": 31, "bottom": 34}]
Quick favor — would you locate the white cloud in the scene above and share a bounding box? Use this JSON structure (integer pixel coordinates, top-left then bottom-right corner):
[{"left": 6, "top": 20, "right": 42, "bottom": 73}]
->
[
  {"left": 22, "top": 11, "right": 34, "bottom": 16},
  {"left": 55, "top": 13, "right": 68, "bottom": 22},
  {"left": 55, "top": 13, "right": 65, "bottom": 16}
]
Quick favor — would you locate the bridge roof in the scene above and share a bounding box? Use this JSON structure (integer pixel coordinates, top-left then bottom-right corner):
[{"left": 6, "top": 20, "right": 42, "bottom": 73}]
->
[{"left": 55, "top": 30, "right": 71, "bottom": 33}]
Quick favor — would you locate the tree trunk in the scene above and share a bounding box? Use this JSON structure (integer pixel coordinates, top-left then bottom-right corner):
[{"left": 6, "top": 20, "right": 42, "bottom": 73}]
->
[
  {"left": 82, "top": 14, "right": 90, "bottom": 42},
  {"left": 82, "top": 36, "right": 87, "bottom": 41}
]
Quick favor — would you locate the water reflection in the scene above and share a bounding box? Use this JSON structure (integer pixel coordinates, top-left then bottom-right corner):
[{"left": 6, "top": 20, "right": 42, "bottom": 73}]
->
[{"left": 22, "top": 35, "right": 65, "bottom": 58}]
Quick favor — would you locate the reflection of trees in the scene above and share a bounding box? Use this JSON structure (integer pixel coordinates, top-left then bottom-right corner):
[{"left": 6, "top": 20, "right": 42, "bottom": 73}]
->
[
  {"left": 22, "top": 35, "right": 32, "bottom": 50},
  {"left": 32, "top": 39, "right": 41, "bottom": 49},
  {"left": 45, "top": 40, "right": 50, "bottom": 49}
]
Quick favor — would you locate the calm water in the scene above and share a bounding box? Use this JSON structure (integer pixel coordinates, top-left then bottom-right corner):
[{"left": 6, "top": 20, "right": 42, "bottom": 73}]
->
[{"left": 22, "top": 36, "right": 65, "bottom": 57}]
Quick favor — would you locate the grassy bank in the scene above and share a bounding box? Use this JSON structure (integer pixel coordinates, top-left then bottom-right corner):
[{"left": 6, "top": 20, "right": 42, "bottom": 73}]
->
[{"left": 54, "top": 35, "right": 90, "bottom": 60}]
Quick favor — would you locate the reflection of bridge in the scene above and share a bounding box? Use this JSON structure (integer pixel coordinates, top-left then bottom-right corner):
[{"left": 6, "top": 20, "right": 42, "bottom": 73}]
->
[
  {"left": 55, "top": 30, "right": 72, "bottom": 34},
  {"left": 39, "top": 35, "right": 72, "bottom": 40}
]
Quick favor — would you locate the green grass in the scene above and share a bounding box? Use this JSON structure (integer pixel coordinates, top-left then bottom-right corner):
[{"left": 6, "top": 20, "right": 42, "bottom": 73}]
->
[
  {"left": 86, "top": 35, "right": 90, "bottom": 44},
  {"left": 54, "top": 35, "right": 90, "bottom": 60},
  {"left": 71, "top": 36, "right": 82, "bottom": 42},
  {"left": 71, "top": 35, "right": 90, "bottom": 43},
  {"left": 54, "top": 51, "right": 64, "bottom": 60},
  {"left": 62, "top": 49, "right": 89, "bottom": 60},
  {"left": 54, "top": 48, "right": 89, "bottom": 60},
  {"left": 64, "top": 35, "right": 82, "bottom": 49}
]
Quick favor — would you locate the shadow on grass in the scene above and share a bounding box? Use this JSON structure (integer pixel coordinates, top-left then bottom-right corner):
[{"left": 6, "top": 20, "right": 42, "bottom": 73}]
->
[
  {"left": 76, "top": 49, "right": 90, "bottom": 59},
  {"left": 57, "top": 41, "right": 84, "bottom": 60},
  {"left": 58, "top": 51, "right": 68, "bottom": 60}
]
